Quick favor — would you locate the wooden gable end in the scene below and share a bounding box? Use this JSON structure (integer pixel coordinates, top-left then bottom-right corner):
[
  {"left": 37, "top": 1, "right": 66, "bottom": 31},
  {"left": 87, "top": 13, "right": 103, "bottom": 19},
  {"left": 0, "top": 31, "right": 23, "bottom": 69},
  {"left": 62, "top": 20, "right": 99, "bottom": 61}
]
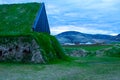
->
[{"left": 33, "top": 3, "right": 50, "bottom": 34}]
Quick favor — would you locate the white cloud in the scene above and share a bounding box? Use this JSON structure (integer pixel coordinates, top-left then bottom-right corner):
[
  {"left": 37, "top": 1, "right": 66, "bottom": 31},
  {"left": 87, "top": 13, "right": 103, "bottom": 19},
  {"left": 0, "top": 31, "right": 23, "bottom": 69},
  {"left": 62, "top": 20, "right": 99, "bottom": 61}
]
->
[
  {"left": 84, "top": 0, "right": 118, "bottom": 11},
  {"left": 0, "top": 1, "right": 7, "bottom": 4},
  {"left": 46, "top": 4, "right": 61, "bottom": 15},
  {"left": 64, "top": 12, "right": 78, "bottom": 17},
  {"left": 51, "top": 25, "right": 117, "bottom": 35},
  {"left": 0, "top": 0, "right": 120, "bottom": 35}
]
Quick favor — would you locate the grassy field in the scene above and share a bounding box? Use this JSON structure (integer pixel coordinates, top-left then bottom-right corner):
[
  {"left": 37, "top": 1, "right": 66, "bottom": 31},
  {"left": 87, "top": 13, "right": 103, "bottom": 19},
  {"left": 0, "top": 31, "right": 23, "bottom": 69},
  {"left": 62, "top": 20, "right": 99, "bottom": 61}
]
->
[
  {"left": 63, "top": 45, "right": 113, "bottom": 55},
  {"left": 0, "top": 3, "right": 120, "bottom": 80},
  {"left": 0, "top": 56, "right": 120, "bottom": 80}
]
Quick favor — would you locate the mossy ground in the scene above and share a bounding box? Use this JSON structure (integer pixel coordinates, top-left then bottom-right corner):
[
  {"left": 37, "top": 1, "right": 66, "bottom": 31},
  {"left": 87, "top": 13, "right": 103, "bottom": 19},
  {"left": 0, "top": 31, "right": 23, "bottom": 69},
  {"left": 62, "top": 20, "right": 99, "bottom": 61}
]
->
[
  {"left": 32, "top": 33, "right": 68, "bottom": 63},
  {"left": 63, "top": 45, "right": 113, "bottom": 52}
]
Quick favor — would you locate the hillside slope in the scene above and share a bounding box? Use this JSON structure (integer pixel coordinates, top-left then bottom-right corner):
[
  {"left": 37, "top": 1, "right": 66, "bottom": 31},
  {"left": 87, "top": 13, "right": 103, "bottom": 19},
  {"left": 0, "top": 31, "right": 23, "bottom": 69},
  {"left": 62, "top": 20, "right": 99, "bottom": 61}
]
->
[{"left": 56, "top": 31, "right": 119, "bottom": 44}]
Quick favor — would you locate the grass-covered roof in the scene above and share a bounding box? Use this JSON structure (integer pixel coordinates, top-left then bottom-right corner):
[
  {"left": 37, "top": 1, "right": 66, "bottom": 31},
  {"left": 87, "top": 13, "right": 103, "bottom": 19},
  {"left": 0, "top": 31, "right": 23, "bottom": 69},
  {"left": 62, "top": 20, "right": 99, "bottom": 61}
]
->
[
  {"left": 0, "top": 3, "right": 40, "bottom": 36},
  {"left": 0, "top": 3, "right": 67, "bottom": 63}
]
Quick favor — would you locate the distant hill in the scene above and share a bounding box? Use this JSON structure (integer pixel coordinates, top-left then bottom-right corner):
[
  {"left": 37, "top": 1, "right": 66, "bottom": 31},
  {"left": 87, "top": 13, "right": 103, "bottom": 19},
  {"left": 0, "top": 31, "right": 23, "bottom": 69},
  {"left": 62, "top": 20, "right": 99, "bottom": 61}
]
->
[
  {"left": 56, "top": 31, "right": 120, "bottom": 44},
  {"left": 116, "top": 34, "right": 120, "bottom": 41}
]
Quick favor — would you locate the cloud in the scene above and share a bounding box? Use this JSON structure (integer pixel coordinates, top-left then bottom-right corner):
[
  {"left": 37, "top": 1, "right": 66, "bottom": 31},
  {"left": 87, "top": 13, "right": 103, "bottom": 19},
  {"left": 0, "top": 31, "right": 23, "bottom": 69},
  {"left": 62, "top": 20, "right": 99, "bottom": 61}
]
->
[
  {"left": 0, "top": 0, "right": 120, "bottom": 35},
  {"left": 51, "top": 25, "right": 117, "bottom": 35},
  {"left": 47, "top": 0, "right": 120, "bottom": 35},
  {"left": 0, "top": 1, "right": 7, "bottom": 4},
  {"left": 46, "top": 4, "right": 61, "bottom": 15}
]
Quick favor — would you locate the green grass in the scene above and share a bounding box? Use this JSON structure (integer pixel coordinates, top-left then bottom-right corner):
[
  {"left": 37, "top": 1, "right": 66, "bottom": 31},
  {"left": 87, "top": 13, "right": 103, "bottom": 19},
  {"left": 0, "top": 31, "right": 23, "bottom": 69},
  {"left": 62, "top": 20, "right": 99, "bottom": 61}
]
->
[
  {"left": 0, "top": 3, "right": 40, "bottom": 35},
  {"left": 0, "top": 56, "right": 120, "bottom": 80},
  {"left": 110, "top": 42, "right": 120, "bottom": 44},
  {"left": 63, "top": 45, "right": 113, "bottom": 53}
]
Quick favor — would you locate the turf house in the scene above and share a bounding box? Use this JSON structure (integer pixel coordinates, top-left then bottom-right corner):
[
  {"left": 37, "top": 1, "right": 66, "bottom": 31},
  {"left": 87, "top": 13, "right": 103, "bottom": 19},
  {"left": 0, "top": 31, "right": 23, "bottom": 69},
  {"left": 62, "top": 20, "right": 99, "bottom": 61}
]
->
[{"left": 0, "top": 2, "right": 66, "bottom": 63}]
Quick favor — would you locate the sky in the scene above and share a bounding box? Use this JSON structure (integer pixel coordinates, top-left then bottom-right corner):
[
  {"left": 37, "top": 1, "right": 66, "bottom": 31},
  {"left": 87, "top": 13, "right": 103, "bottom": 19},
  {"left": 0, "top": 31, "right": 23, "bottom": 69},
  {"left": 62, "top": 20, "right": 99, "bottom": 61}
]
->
[{"left": 0, "top": 0, "right": 120, "bottom": 35}]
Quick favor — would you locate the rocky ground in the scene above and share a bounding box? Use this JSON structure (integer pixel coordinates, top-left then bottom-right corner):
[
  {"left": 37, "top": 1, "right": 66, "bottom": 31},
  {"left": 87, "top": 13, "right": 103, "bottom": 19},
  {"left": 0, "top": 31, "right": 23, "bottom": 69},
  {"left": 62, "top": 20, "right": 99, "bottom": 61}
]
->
[{"left": 0, "top": 37, "right": 45, "bottom": 63}]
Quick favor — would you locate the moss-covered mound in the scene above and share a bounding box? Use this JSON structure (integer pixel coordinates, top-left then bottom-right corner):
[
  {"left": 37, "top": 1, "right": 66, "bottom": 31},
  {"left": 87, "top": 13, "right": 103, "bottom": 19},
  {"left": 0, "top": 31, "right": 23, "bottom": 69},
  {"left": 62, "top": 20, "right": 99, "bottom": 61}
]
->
[
  {"left": 0, "top": 3, "right": 67, "bottom": 63},
  {"left": 0, "top": 34, "right": 67, "bottom": 63}
]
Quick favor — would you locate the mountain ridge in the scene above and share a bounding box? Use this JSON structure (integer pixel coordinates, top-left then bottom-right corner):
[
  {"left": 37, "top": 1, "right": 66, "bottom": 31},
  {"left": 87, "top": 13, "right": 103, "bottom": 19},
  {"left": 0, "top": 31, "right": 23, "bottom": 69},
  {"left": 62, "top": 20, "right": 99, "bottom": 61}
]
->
[{"left": 56, "top": 31, "right": 120, "bottom": 44}]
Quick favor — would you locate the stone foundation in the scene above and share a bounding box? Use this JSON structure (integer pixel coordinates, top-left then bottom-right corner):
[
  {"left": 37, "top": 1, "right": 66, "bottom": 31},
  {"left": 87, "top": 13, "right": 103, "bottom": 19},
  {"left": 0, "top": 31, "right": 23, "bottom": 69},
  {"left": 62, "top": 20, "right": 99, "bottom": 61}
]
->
[{"left": 0, "top": 37, "right": 45, "bottom": 63}]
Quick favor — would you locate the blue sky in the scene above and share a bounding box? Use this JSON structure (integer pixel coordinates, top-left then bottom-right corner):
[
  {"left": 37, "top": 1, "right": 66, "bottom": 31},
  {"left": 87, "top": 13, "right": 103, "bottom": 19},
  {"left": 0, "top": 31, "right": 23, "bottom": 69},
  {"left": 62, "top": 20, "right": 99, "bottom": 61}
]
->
[{"left": 0, "top": 0, "right": 120, "bottom": 35}]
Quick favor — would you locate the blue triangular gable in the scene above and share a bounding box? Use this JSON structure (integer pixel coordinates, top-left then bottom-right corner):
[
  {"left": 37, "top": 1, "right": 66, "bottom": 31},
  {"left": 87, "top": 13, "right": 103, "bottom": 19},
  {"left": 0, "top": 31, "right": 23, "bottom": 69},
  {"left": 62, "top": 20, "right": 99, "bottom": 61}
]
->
[{"left": 33, "top": 3, "right": 50, "bottom": 34}]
